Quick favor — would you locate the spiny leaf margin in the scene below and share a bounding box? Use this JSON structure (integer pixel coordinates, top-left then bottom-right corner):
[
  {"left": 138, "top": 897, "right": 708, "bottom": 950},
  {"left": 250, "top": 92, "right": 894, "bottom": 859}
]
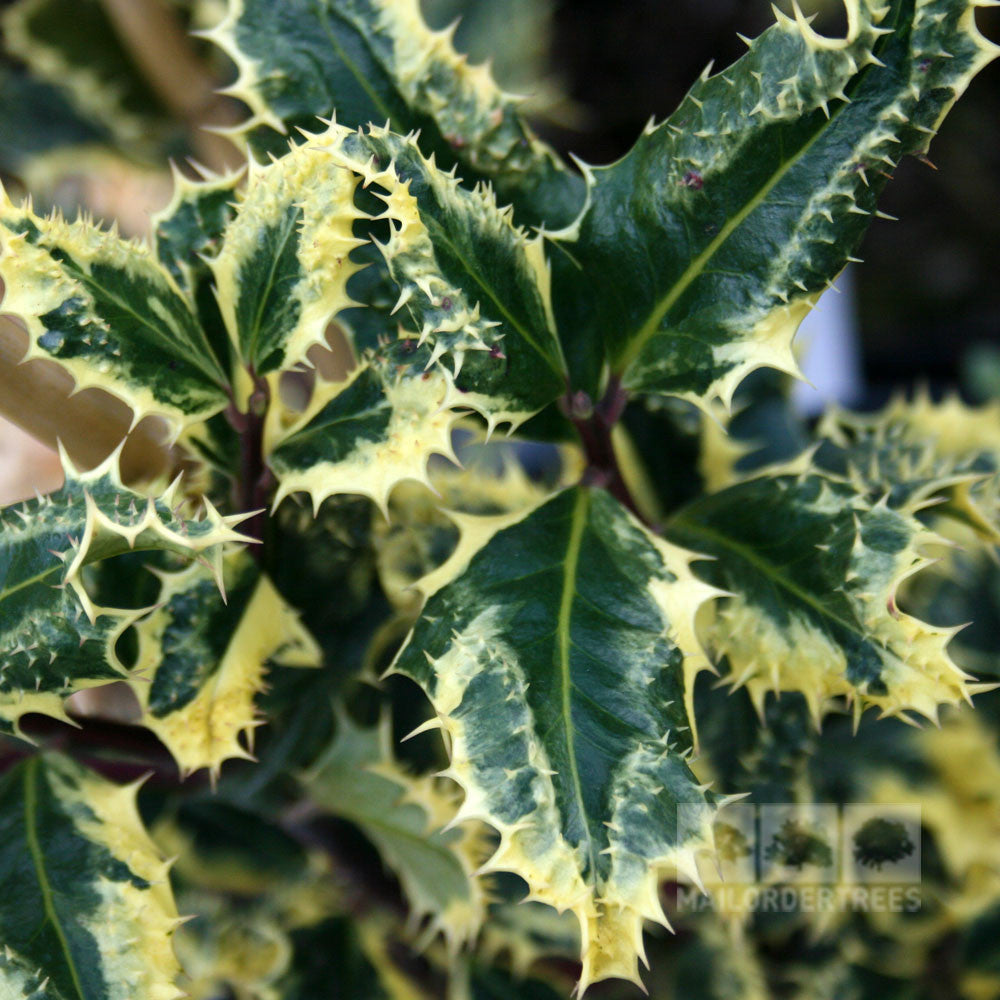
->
[
  {"left": 130, "top": 550, "right": 320, "bottom": 777},
  {"left": 547, "top": 0, "right": 1000, "bottom": 405},
  {"left": 0, "top": 189, "right": 230, "bottom": 435},
  {"left": 667, "top": 467, "right": 976, "bottom": 726},
  {"left": 0, "top": 445, "right": 252, "bottom": 738},
  {"left": 200, "top": 0, "right": 584, "bottom": 227},
  {"left": 0, "top": 753, "right": 183, "bottom": 1000},
  {"left": 390, "top": 485, "right": 727, "bottom": 992}
]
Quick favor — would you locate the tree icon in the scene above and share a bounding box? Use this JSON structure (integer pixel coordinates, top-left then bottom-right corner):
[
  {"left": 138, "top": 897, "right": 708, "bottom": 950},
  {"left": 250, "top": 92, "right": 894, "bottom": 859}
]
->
[
  {"left": 715, "top": 821, "right": 752, "bottom": 865},
  {"left": 852, "top": 817, "right": 915, "bottom": 871},
  {"left": 764, "top": 817, "right": 833, "bottom": 871}
]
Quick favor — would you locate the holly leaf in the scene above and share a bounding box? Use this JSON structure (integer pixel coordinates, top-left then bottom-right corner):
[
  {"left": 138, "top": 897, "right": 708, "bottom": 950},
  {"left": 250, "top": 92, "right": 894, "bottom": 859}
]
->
[
  {"left": 2, "top": 0, "right": 172, "bottom": 148},
  {"left": 201, "top": 0, "right": 583, "bottom": 227},
  {"left": 0, "top": 188, "right": 230, "bottom": 434},
  {"left": 0, "top": 753, "right": 183, "bottom": 1000},
  {"left": 265, "top": 124, "right": 567, "bottom": 513},
  {"left": 0, "top": 447, "right": 251, "bottom": 737},
  {"left": 152, "top": 165, "right": 245, "bottom": 378},
  {"left": 548, "top": 0, "right": 998, "bottom": 401},
  {"left": 267, "top": 346, "right": 461, "bottom": 516},
  {"left": 320, "top": 125, "right": 567, "bottom": 424},
  {"left": 815, "top": 393, "right": 1000, "bottom": 543},
  {"left": 302, "top": 710, "right": 488, "bottom": 949},
  {"left": 209, "top": 132, "right": 367, "bottom": 382},
  {"left": 390, "top": 485, "right": 724, "bottom": 992},
  {"left": 130, "top": 550, "right": 320, "bottom": 777},
  {"left": 666, "top": 470, "right": 973, "bottom": 725}
]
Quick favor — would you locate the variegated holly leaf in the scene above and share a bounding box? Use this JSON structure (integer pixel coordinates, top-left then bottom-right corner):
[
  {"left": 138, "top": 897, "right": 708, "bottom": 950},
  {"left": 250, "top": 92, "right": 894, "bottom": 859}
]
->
[
  {"left": 1, "top": 0, "right": 172, "bottom": 148},
  {"left": 230, "top": 119, "right": 568, "bottom": 395},
  {"left": 1, "top": 578, "right": 137, "bottom": 732},
  {"left": 548, "top": 0, "right": 999, "bottom": 401},
  {"left": 129, "top": 549, "right": 320, "bottom": 777},
  {"left": 318, "top": 125, "right": 567, "bottom": 424},
  {"left": 302, "top": 710, "right": 489, "bottom": 949},
  {"left": 816, "top": 393, "right": 1000, "bottom": 543},
  {"left": 153, "top": 165, "right": 245, "bottom": 376},
  {"left": 267, "top": 345, "right": 461, "bottom": 516},
  {"left": 666, "top": 470, "right": 973, "bottom": 726},
  {"left": 390, "top": 485, "right": 725, "bottom": 992},
  {"left": 0, "top": 753, "right": 183, "bottom": 1000},
  {"left": 0, "top": 189, "right": 230, "bottom": 434},
  {"left": 201, "top": 0, "right": 583, "bottom": 228},
  {"left": 0, "top": 447, "right": 251, "bottom": 737},
  {"left": 261, "top": 123, "right": 567, "bottom": 511},
  {"left": 209, "top": 133, "right": 367, "bottom": 383},
  {"left": 0, "top": 62, "right": 109, "bottom": 177}
]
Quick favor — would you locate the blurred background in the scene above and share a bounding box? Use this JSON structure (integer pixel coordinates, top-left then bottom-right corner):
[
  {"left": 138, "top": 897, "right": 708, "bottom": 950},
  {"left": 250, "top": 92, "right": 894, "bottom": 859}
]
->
[{"left": 1, "top": 0, "right": 998, "bottom": 505}]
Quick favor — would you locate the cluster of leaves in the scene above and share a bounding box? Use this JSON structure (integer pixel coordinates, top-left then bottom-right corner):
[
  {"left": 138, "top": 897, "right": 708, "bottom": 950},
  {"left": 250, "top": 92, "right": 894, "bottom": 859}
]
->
[
  {"left": 0, "top": 0, "right": 999, "bottom": 996},
  {"left": 0, "top": 0, "right": 230, "bottom": 194}
]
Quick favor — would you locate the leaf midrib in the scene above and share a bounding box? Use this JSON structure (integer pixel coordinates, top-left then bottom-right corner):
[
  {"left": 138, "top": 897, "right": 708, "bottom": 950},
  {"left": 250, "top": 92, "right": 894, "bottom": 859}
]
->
[
  {"left": 0, "top": 564, "right": 61, "bottom": 607},
  {"left": 65, "top": 260, "right": 227, "bottom": 389},
  {"left": 426, "top": 220, "right": 565, "bottom": 378},
  {"left": 615, "top": 83, "right": 852, "bottom": 376},
  {"left": 669, "top": 511, "right": 866, "bottom": 647},
  {"left": 23, "top": 758, "right": 88, "bottom": 1000},
  {"left": 557, "top": 489, "right": 598, "bottom": 879},
  {"left": 322, "top": 6, "right": 395, "bottom": 124},
  {"left": 245, "top": 208, "right": 300, "bottom": 365}
]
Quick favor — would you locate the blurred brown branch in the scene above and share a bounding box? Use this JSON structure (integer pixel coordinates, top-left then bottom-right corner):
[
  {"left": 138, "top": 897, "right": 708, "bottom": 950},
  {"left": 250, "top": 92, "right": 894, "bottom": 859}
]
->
[
  {"left": 0, "top": 311, "right": 171, "bottom": 488},
  {"left": 99, "top": 0, "right": 243, "bottom": 172}
]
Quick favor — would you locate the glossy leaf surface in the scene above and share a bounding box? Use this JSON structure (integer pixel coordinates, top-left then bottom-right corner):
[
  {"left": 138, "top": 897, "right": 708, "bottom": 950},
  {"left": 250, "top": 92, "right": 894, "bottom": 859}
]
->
[
  {"left": 0, "top": 754, "right": 182, "bottom": 1000},
  {"left": 203, "top": 0, "right": 584, "bottom": 227},
  {"left": 548, "top": 0, "right": 998, "bottom": 402},
  {"left": 392, "top": 485, "right": 722, "bottom": 990}
]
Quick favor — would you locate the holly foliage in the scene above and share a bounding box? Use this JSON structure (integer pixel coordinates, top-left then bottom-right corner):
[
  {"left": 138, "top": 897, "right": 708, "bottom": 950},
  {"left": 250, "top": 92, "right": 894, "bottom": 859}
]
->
[{"left": 0, "top": 0, "right": 999, "bottom": 996}]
